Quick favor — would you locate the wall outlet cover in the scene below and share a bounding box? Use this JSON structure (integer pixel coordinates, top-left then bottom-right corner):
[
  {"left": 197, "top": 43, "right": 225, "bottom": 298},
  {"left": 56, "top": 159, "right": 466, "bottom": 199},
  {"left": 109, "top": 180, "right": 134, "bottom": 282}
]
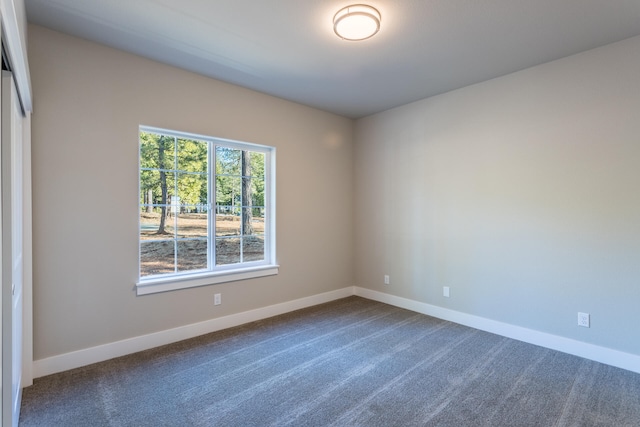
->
[{"left": 577, "top": 312, "right": 590, "bottom": 328}]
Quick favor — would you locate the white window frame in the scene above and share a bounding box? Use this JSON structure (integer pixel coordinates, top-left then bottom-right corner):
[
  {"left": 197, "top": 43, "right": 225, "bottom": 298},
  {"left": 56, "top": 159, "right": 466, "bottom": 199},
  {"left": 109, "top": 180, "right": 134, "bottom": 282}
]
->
[{"left": 136, "top": 126, "right": 277, "bottom": 295}]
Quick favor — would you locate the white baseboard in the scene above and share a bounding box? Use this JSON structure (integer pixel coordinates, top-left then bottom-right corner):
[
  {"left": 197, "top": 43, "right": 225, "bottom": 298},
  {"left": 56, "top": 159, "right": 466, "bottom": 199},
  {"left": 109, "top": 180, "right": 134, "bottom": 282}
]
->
[
  {"left": 33, "top": 287, "right": 355, "bottom": 378},
  {"left": 33, "top": 285, "right": 640, "bottom": 379},
  {"left": 354, "top": 287, "right": 640, "bottom": 374}
]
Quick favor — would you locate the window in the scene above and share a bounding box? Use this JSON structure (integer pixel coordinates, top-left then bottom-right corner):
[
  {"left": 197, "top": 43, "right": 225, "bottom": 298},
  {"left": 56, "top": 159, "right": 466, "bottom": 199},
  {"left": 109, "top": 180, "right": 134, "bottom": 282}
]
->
[{"left": 137, "top": 127, "right": 277, "bottom": 295}]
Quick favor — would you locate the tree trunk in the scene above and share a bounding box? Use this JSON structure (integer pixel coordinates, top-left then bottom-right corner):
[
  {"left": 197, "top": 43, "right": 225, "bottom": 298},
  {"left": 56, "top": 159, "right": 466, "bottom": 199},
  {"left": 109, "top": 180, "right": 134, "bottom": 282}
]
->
[
  {"left": 241, "top": 150, "right": 253, "bottom": 236},
  {"left": 146, "top": 189, "right": 153, "bottom": 213}
]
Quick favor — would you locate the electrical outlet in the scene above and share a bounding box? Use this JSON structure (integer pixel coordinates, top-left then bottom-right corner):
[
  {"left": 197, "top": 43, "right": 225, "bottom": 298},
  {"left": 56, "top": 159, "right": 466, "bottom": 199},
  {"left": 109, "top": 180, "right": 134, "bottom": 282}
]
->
[
  {"left": 214, "top": 293, "right": 221, "bottom": 306},
  {"left": 384, "top": 275, "right": 390, "bottom": 285},
  {"left": 577, "top": 312, "right": 590, "bottom": 328},
  {"left": 443, "top": 286, "right": 450, "bottom": 298}
]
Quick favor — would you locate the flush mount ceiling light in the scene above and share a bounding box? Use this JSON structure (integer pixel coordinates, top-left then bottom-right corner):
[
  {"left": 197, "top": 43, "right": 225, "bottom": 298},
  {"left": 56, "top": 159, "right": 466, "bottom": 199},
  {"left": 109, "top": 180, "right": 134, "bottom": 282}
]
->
[{"left": 333, "top": 4, "right": 381, "bottom": 41}]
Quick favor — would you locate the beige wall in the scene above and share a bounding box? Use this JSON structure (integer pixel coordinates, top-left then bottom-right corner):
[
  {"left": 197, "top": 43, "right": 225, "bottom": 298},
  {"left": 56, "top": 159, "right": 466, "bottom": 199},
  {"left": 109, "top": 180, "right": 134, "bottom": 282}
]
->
[
  {"left": 28, "top": 25, "right": 354, "bottom": 360},
  {"left": 28, "top": 21, "right": 640, "bottom": 365},
  {"left": 355, "top": 35, "right": 640, "bottom": 355}
]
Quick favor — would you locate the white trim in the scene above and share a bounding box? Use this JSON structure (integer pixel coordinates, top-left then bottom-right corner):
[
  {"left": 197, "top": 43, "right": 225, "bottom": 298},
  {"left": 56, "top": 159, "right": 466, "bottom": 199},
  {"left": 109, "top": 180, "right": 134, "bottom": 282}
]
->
[
  {"left": 354, "top": 287, "right": 640, "bottom": 374},
  {"left": 136, "top": 265, "right": 279, "bottom": 295},
  {"left": 33, "top": 287, "right": 355, "bottom": 378},
  {"left": 21, "top": 112, "right": 31, "bottom": 387}
]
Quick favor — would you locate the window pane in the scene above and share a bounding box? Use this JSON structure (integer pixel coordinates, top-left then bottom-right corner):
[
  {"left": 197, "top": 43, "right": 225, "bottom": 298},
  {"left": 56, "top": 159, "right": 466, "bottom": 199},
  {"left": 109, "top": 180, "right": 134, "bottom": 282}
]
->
[
  {"left": 156, "top": 168, "right": 177, "bottom": 237},
  {"left": 241, "top": 176, "right": 253, "bottom": 207},
  {"left": 243, "top": 235, "right": 264, "bottom": 262},
  {"left": 250, "top": 207, "right": 265, "bottom": 235},
  {"left": 140, "top": 170, "right": 160, "bottom": 205},
  {"left": 145, "top": 172, "right": 176, "bottom": 211},
  {"left": 251, "top": 177, "right": 265, "bottom": 207},
  {"left": 250, "top": 152, "right": 265, "bottom": 179},
  {"left": 216, "top": 176, "right": 240, "bottom": 208},
  {"left": 158, "top": 136, "right": 176, "bottom": 170},
  {"left": 216, "top": 237, "right": 241, "bottom": 265},
  {"left": 141, "top": 134, "right": 176, "bottom": 171},
  {"left": 140, "top": 206, "right": 178, "bottom": 239},
  {"left": 216, "top": 146, "right": 241, "bottom": 176},
  {"left": 140, "top": 206, "right": 165, "bottom": 238},
  {"left": 177, "top": 138, "right": 208, "bottom": 172},
  {"left": 140, "top": 240, "right": 175, "bottom": 276},
  {"left": 177, "top": 172, "right": 207, "bottom": 211},
  {"left": 176, "top": 212, "right": 208, "bottom": 239},
  {"left": 177, "top": 239, "right": 207, "bottom": 272},
  {"left": 216, "top": 213, "right": 240, "bottom": 237},
  {"left": 215, "top": 205, "right": 240, "bottom": 216},
  {"left": 164, "top": 172, "right": 177, "bottom": 199},
  {"left": 242, "top": 207, "right": 262, "bottom": 235},
  {"left": 140, "top": 133, "right": 160, "bottom": 168}
]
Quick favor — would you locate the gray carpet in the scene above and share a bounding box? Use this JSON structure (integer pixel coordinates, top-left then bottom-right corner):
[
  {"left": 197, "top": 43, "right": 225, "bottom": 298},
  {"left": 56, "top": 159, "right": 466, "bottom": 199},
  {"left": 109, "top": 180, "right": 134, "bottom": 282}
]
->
[{"left": 20, "top": 297, "right": 640, "bottom": 426}]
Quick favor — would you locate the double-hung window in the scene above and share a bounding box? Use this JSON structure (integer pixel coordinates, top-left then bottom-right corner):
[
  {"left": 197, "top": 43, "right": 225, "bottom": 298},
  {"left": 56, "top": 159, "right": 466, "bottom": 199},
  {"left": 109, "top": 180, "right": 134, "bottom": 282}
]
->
[{"left": 137, "top": 126, "right": 277, "bottom": 295}]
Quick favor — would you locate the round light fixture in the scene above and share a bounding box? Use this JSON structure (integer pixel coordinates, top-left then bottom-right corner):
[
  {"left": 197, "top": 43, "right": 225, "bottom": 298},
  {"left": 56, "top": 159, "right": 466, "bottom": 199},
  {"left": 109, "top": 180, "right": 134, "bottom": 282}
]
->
[{"left": 333, "top": 4, "right": 381, "bottom": 41}]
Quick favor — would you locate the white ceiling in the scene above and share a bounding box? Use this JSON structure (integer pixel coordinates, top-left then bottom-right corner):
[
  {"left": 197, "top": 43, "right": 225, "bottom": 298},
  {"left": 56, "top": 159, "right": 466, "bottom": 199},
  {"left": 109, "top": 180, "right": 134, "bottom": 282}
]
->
[{"left": 24, "top": 0, "right": 640, "bottom": 118}]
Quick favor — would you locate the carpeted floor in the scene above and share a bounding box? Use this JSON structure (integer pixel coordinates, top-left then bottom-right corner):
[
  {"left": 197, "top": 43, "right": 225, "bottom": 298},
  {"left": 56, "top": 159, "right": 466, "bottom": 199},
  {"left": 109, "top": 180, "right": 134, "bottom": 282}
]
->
[{"left": 20, "top": 297, "right": 640, "bottom": 426}]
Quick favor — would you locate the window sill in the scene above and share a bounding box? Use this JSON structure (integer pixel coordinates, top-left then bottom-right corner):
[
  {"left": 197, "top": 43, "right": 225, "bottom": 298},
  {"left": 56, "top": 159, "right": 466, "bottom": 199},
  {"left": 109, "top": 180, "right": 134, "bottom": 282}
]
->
[{"left": 136, "top": 264, "right": 279, "bottom": 296}]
